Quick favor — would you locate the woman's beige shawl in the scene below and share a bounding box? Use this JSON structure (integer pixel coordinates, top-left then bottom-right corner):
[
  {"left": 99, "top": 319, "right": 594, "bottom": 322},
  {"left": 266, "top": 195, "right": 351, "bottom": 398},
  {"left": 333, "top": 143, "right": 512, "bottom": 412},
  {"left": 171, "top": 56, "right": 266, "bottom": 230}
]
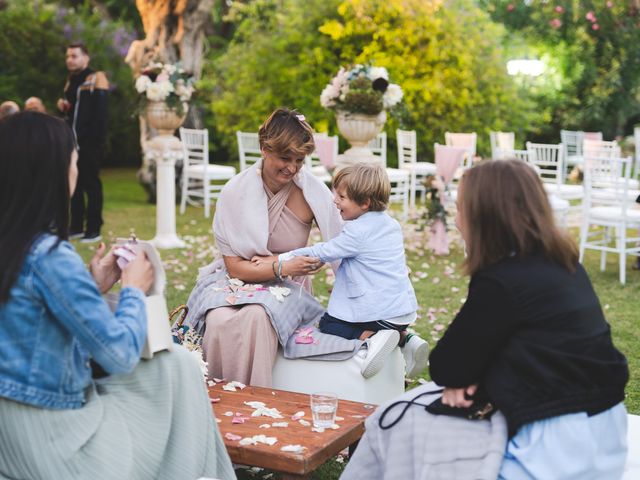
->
[{"left": 211, "top": 159, "right": 342, "bottom": 262}]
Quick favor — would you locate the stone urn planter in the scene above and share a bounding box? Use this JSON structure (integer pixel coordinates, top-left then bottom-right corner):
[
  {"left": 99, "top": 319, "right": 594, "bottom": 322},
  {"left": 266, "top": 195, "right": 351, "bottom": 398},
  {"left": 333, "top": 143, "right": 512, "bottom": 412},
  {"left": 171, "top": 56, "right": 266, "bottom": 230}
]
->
[
  {"left": 145, "top": 101, "right": 188, "bottom": 135},
  {"left": 335, "top": 110, "right": 386, "bottom": 168}
]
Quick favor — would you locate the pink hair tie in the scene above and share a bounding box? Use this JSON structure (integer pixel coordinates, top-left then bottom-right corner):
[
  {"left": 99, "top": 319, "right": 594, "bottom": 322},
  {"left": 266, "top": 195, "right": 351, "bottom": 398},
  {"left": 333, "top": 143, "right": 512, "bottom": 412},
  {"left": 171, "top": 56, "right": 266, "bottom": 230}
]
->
[{"left": 296, "top": 114, "right": 306, "bottom": 122}]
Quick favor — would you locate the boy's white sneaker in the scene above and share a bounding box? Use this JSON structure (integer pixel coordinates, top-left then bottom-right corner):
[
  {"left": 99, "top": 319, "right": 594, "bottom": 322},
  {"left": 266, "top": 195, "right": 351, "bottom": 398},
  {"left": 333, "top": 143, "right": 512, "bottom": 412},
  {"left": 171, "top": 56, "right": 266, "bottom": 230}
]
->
[
  {"left": 359, "top": 330, "right": 400, "bottom": 379},
  {"left": 402, "top": 335, "right": 429, "bottom": 378}
]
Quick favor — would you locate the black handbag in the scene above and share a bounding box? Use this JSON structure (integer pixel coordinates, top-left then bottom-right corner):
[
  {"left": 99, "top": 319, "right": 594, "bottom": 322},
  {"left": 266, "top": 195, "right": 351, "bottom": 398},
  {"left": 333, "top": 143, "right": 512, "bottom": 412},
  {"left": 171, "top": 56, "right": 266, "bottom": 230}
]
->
[{"left": 378, "top": 387, "right": 495, "bottom": 430}]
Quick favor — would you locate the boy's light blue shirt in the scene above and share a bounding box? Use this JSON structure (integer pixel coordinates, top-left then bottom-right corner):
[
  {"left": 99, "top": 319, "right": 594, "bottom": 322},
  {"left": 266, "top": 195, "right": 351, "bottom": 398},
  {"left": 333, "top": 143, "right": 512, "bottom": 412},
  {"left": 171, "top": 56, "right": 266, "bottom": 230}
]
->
[{"left": 291, "top": 211, "right": 417, "bottom": 323}]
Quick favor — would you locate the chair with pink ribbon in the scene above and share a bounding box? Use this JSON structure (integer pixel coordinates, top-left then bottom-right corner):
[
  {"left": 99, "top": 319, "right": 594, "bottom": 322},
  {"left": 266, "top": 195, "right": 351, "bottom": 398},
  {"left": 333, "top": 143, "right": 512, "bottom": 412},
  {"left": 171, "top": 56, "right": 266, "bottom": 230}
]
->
[{"left": 427, "top": 144, "right": 467, "bottom": 255}]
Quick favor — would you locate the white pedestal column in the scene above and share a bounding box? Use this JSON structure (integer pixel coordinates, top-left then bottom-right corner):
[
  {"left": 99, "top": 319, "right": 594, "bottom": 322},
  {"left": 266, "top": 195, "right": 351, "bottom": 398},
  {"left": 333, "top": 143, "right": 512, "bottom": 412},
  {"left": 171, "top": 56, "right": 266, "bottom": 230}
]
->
[{"left": 148, "top": 134, "right": 185, "bottom": 249}]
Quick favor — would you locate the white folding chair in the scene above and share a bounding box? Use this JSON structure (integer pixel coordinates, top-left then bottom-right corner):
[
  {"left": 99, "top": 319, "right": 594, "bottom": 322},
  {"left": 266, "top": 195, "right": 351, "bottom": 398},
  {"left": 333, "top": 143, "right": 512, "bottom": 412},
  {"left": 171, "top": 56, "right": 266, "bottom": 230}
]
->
[
  {"left": 179, "top": 128, "right": 236, "bottom": 218},
  {"left": 445, "top": 132, "right": 477, "bottom": 168},
  {"left": 368, "top": 132, "right": 387, "bottom": 165},
  {"left": 490, "top": 131, "right": 515, "bottom": 160},
  {"left": 561, "top": 130, "right": 603, "bottom": 167},
  {"left": 579, "top": 156, "right": 640, "bottom": 284},
  {"left": 371, "top": 132, "right": 408, "bottom": 220},
  {"left": 396, "top": 129, "right": 436, "bottom": 208},
  {"left": 527, "top": 142, "right": 583, "bottom": 219},
  {"left": 561, "top": 130, "right": 584, "bottom": 167},
  {"left": 494, "top": 148, "right": 530, "bottom": 163},
  {"left": 583, "top": 139, "right": 620, "bottom": 159},
  {"left": 583, "top": 139, "right": 638, "bottom": 190},
  {"left": 236, "top": 131, "right": 262, "bottom": 171},
  {"left": 305, "top": 133, "right": 336, "bottom": 184}
]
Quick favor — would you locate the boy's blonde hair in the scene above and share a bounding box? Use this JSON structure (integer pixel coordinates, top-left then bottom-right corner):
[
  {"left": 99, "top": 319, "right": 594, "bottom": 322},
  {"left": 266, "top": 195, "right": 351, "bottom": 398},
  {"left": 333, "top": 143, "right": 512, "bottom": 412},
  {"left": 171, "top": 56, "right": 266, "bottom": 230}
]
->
[{"left": 332, "top": 163, "right": 390, "bottom": 211}]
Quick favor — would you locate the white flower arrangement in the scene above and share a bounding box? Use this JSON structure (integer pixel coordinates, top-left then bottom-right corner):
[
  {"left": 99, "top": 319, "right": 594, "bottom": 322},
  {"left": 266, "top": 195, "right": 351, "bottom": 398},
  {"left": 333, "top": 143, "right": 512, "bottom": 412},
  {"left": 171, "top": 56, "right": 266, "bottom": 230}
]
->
[
  {"left": 135, "top": 62, "right": 195, "bottom": 115},
  {"left": 320, "top": 64, "right": 403, "bottom": 115}
]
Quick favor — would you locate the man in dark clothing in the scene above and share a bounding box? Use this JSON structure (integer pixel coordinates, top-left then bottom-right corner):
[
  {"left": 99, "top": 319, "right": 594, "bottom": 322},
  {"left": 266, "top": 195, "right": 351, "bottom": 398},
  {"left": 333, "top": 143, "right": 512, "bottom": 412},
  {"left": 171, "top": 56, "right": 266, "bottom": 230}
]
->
[{"left": 58, "top": 42, "right": 109, "bottom": 243}]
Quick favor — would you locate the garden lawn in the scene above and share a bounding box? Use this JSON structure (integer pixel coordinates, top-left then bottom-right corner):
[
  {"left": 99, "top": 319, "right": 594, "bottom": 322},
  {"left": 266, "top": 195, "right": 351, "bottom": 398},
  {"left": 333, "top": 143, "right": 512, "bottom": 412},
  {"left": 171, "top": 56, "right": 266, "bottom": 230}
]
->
[{"left": 73, "top": 168, "right": 639, "bottom": 478}]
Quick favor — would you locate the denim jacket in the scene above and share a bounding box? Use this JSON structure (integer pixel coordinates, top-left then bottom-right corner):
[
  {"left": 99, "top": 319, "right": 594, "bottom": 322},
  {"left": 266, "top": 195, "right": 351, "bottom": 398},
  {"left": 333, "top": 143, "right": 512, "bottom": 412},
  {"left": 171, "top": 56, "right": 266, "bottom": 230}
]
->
[{"left": 0, "top": 234, "right": 147, "bottom": 409}]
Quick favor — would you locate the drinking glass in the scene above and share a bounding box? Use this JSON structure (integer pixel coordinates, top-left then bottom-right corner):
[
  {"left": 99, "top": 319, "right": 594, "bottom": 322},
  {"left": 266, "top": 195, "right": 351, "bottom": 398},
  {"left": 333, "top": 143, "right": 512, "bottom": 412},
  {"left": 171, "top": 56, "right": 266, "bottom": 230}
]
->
[{"left": 310, "top": 392, "right": 338, "bottom": 428}]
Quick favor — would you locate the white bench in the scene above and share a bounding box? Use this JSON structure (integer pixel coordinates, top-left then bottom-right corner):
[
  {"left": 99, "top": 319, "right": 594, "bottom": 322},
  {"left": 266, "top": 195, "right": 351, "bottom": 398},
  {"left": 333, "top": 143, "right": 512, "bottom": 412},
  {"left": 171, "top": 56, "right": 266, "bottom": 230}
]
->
[{"left": 272, "top": 347, "right": 405, "bottom": 405}]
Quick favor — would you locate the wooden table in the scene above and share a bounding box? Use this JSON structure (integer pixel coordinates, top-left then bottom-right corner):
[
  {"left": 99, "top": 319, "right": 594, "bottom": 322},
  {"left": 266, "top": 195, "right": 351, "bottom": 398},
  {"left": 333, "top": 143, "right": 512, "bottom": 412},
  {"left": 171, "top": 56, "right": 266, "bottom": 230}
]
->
[{"left": 208, "top": 383, "right": 375, "bottom": 479}]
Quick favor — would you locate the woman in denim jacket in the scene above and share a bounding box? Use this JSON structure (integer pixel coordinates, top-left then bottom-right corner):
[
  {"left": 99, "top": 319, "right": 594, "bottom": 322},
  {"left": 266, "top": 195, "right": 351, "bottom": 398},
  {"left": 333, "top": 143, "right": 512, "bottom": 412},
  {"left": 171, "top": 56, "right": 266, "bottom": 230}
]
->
[{"left": 0, "top": 112, "right": 235, "bottom": 480}]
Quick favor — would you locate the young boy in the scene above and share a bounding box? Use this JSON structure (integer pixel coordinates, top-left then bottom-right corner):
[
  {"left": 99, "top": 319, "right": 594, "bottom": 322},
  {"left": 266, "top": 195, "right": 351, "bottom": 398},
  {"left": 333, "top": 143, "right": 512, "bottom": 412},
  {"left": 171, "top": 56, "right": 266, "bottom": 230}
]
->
[{"left": 280, "top": 163, "right": 428, "bottom": 378}]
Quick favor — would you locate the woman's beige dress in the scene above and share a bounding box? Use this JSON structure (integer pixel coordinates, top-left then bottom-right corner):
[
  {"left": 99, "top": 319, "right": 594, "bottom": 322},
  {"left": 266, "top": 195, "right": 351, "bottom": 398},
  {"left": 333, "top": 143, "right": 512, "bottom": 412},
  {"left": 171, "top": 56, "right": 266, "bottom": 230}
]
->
[{"left": 203, "top": 182, "right": 312, "bottom": 387}]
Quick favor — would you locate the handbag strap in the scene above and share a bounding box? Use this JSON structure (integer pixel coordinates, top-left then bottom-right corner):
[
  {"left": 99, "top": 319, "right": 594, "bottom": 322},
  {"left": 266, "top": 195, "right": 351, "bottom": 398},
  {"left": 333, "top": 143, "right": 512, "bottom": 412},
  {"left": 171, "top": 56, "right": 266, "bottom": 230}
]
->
[
  {"left": 169, "top": 304, "right": 189, "bottom": 327},
  {"left": 378, "top": 388, "right": 444, "bottom": 430}
]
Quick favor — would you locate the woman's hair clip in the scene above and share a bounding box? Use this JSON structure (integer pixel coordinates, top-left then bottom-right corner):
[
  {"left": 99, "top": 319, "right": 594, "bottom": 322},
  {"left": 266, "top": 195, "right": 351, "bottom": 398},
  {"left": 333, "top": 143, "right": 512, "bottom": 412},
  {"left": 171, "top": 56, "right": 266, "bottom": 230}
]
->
[{"left": 296, "top": 114, "right": 306, "bottom": 122}]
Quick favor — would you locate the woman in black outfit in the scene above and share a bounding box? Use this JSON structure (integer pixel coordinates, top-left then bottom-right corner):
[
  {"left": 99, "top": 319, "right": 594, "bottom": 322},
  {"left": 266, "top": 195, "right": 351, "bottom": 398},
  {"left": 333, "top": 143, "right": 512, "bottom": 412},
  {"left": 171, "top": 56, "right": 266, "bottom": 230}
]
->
[
  {"left": 430, "top": 159, "right": 629, "bottom": 479},
  {"left": 341, "top": 159, "right": 629, "bottom": 480}
]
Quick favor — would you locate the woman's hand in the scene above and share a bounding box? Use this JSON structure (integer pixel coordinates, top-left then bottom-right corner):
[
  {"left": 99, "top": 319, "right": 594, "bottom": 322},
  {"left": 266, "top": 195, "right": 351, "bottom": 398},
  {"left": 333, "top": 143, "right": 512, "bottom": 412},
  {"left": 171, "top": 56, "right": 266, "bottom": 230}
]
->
[
  {"left": 121, "top": 248, "right": 154, "bottom": 294},
  {"left": 441, "top": 384, "right": 478, "bottom": 408},
  {"left": 282, "top": 256, "right": 323, "bottom": 277},
  {"left": 89, "top": 243, "right": 121, "bottom": 294}
]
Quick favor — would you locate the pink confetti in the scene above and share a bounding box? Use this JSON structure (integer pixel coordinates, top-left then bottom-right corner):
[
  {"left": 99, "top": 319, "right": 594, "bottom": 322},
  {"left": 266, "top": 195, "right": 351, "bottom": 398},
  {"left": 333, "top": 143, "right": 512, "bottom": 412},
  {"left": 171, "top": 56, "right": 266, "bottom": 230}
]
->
[
  {"left": 295, "top": 327, "right": 315, "bottom": 344},
  {"left": 225, "top": 433, "right": 242, "bottom": 441},
  {"left": 291, "top": 411, "right": 305, "bottom": 421},
  {"left": 232, "top": 414, "right": 249, "bottom": 424}
]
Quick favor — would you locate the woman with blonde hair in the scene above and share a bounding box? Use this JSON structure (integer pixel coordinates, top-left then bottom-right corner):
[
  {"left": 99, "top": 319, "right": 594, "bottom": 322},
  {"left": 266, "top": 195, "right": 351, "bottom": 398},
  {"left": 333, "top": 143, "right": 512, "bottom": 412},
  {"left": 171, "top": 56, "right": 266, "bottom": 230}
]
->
[
  {"left": 342, "top": 159, "right": 628, "bottom": 479},
  {"left": 184, "top": 108, "right": 362, "bottom": 386}
]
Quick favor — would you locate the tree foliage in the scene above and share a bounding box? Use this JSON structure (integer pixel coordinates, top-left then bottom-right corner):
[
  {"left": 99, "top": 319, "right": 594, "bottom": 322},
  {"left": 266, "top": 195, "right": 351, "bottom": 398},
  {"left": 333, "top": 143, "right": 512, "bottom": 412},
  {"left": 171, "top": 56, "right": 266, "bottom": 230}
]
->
[
  {"left": 484, "top": 0, "right": 640, "bottom": 138},
  {"left": 205, "top": 0, "right": 538, "bottom": 161},
  {"left": 202, "top": 0, "right": 344, "bottom": 157}
]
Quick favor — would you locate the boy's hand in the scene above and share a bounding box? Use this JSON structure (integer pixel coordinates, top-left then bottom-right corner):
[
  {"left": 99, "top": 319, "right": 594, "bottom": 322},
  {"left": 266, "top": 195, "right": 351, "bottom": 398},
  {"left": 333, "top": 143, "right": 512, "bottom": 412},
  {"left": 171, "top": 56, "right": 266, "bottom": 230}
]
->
[{"left": 282, "top": 256, "right": 323, "bottom": 277}]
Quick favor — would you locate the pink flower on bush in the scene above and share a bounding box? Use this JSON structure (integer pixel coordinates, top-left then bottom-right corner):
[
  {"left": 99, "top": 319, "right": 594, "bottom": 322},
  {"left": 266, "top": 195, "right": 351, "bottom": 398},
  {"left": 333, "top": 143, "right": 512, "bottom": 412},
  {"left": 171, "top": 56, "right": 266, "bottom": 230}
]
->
[
  {"left": 550, "top": 18, "right": 562, "bottom": 28},
  {"left": 586, "top": 11, "right": 596, "bottom": 22},
  {"left": 606, "top": 1, "right": 613, "bottom": 7},
  {"left": 555, "top": 6, "right": 564, "bottom": 13},
  {"left": 507, "top": 3, "right": 515, "bottom": 11},
  {"left": 592, "top": 23, "right": 600, "bottom": 30}
]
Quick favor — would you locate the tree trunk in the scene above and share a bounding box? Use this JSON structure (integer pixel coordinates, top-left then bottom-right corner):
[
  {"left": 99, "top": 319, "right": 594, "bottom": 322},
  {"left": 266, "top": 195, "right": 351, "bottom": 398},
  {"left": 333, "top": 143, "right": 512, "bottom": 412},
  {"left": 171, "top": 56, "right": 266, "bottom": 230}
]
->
[{"left": 127, "top": 0, "right": 215, "bottom": 201}]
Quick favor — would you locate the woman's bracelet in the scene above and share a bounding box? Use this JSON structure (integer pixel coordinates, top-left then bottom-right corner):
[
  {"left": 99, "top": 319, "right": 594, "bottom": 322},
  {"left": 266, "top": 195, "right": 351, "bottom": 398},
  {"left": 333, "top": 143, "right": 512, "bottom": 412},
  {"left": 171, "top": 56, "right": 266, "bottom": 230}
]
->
[
  {"left": 277, "top": 258, "right": 284, "bottom": 280},
  {"left": 272, "top": 261, "right": 279, "bottom": 280}
]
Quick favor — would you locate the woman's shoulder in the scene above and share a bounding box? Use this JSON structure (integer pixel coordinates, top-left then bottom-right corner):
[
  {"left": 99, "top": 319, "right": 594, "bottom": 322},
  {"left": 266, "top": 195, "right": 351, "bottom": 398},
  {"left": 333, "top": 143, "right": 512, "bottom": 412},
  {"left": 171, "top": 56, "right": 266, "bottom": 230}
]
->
[
  {"left": 28, "top": 234, "right": 79, "bottom": 271},
  {"left": 476, "top": 253, "right": 584, "bottom": 288},
  {"left": 29, "top": 233, "right": 67, "bottom": 258}
]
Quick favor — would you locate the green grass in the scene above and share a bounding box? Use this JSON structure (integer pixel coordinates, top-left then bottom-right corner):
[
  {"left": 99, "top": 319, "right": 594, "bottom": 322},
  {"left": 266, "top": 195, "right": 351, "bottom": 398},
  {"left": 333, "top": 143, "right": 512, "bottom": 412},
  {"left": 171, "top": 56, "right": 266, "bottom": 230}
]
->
[{"left": 74, "top": 168, "right": 639, "bottom": 479}]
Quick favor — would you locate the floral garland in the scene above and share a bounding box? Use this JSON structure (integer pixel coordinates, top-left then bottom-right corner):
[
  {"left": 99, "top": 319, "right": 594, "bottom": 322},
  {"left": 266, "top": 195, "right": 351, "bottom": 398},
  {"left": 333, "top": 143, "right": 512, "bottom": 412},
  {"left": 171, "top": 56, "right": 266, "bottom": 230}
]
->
[{"left": 423, "top": 174, "right": 448, "bottom": 228}]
